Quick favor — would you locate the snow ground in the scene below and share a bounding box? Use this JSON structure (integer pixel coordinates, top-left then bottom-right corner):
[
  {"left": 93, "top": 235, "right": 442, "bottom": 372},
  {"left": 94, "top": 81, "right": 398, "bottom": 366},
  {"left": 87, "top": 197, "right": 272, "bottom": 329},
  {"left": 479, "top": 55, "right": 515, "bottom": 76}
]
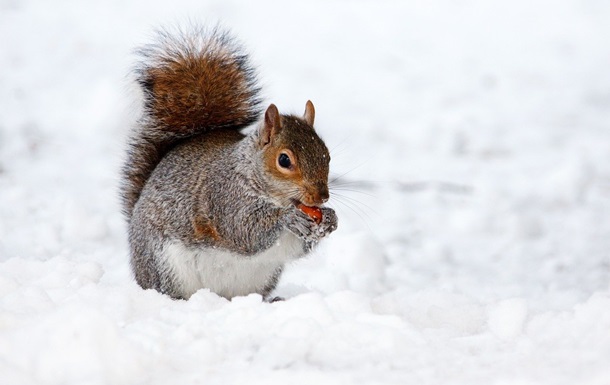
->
[{"left": 1, "top": 1, "right": 610, "bottom": 384}]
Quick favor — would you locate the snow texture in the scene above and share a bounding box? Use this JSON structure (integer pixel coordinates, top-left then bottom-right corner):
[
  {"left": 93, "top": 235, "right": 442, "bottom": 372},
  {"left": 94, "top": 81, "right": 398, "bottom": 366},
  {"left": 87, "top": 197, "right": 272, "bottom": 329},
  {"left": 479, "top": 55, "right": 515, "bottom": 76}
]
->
[{"left": 1, "top": 1, "right": 610, "bottom": 384}]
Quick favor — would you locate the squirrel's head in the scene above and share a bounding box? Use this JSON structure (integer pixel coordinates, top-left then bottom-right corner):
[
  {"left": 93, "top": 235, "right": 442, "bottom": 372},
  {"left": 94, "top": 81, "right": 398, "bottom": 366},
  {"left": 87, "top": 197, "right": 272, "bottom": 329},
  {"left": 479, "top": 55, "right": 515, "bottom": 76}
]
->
[{"left": 257, "top": 101, "right": 330, "bottom": 208}]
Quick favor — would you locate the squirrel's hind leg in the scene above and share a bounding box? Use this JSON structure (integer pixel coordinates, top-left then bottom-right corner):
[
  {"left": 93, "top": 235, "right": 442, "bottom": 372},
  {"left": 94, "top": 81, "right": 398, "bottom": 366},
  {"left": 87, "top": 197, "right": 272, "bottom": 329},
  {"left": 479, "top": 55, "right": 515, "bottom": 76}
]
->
[{"left": 260, "top": 266, "right": 284, "bottom": 301}]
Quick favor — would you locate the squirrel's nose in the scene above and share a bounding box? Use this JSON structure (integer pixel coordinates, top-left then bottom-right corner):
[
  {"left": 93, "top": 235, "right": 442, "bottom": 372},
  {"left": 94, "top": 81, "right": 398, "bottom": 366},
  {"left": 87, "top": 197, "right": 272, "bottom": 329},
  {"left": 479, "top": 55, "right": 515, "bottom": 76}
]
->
[{"left": 318, "top": 185, "right": 330, "bottom": 204}]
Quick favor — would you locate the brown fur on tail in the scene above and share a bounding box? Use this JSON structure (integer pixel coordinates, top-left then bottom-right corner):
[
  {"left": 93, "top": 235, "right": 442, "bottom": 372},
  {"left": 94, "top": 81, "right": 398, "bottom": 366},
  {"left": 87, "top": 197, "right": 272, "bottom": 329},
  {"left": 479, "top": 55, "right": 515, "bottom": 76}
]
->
[{"left": 121, "top": 26, "right": 262, "bottom": 219}]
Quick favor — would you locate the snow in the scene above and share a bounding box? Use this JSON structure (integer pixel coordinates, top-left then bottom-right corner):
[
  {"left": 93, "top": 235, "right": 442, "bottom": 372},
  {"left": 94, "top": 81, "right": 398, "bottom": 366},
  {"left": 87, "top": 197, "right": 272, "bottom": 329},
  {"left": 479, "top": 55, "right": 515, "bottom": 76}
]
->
[
  {"left": 487, "top": 298, "right": 528, "bottom": 340},
  {"left": 1, "top": 0, "right": 610, "bottom": 384}
]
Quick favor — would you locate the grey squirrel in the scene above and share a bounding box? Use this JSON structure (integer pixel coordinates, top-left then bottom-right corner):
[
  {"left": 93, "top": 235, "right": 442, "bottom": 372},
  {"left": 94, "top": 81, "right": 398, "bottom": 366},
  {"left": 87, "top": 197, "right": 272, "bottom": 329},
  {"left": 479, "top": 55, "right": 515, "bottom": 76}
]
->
[{"left": 121, "top": 27, "right": 338, "bottom": 300}]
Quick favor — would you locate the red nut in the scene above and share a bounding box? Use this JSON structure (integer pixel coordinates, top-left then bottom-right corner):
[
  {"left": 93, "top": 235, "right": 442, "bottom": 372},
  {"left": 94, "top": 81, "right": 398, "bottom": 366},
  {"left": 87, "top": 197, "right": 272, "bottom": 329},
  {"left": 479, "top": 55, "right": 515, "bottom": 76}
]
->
[{"left": 297, "top": 203, "right": 323, "bottom": 224}]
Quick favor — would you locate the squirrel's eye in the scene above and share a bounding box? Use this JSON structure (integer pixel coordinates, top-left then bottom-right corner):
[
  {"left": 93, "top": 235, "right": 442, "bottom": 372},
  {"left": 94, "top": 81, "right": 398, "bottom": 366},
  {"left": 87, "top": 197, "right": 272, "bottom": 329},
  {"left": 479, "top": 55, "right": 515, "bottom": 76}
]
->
[{"left": 278, "top": 153, "right": 291, "bottom": 168}]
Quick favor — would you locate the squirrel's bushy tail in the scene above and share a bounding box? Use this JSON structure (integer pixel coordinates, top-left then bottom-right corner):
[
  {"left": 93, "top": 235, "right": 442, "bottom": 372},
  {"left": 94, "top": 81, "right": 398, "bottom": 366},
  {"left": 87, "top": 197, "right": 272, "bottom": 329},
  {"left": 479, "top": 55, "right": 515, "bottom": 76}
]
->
[{"left": 121, "top": 26, "right": 262, "bottom": 219}]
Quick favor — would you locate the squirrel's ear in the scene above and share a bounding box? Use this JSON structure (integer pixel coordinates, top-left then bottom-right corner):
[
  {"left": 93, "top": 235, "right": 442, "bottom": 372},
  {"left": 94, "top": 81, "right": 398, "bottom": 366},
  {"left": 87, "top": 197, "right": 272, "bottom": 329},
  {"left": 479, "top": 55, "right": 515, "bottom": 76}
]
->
[
  {"left": 303, "top": 100, "right": 315, "bottom": 127},
  {"left": 260, "top": 104, "right": 282, "bottom": 146}
]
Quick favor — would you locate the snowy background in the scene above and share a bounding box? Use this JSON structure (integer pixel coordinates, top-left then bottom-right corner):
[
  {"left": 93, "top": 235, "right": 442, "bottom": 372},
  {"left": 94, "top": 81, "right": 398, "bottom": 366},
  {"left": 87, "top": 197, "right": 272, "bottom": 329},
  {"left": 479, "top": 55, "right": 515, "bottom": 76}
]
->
[{"left": 1, "top": 0, "right": 610, "bottom": 384}]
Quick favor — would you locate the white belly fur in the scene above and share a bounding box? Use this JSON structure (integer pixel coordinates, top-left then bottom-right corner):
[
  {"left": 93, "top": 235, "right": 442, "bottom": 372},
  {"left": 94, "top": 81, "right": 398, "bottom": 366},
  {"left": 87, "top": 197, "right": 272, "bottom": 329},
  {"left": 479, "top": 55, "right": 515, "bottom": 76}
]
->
[{"left": 162, "top": 230, "right": 303, "bottom": 299}]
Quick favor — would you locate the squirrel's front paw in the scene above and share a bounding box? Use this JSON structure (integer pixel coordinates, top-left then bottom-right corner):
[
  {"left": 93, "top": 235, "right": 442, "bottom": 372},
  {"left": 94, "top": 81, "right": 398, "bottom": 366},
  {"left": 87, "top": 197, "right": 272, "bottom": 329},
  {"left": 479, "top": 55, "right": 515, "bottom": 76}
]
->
[
  {"left": 316, "top": 207, "right": 338, "bottom": 237},
  {"left": 286, "top": 206, "right": 338, "bottom": 250}
]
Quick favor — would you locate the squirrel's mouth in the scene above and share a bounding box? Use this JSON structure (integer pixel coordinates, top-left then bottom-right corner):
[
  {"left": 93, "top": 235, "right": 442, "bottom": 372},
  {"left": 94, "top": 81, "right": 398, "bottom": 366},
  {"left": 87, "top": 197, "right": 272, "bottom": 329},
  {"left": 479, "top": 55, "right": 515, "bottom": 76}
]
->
[
  {"left": 290, "top": 186, "right": 329, "bottom": 208},
  {"left": 291, "top": 198, "right": 321, "bottom": 209},
  {"left": 292, "top": 199, "right": 324, "bottom": 223}
]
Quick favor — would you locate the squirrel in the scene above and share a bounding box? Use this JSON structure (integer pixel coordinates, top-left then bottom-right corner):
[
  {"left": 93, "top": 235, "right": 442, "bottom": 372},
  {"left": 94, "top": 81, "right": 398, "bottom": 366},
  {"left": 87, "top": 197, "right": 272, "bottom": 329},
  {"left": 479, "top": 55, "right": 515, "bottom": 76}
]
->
[{"left": 120, "top": 26, "right": 338, "bottom": 301}]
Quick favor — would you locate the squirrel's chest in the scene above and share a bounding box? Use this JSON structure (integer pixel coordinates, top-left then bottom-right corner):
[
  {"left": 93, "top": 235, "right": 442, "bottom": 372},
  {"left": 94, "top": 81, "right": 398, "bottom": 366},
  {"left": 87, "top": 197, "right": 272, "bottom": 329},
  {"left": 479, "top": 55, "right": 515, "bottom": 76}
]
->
[{"left": 162, "top": 231, "right": 303, "bottom": 299}]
